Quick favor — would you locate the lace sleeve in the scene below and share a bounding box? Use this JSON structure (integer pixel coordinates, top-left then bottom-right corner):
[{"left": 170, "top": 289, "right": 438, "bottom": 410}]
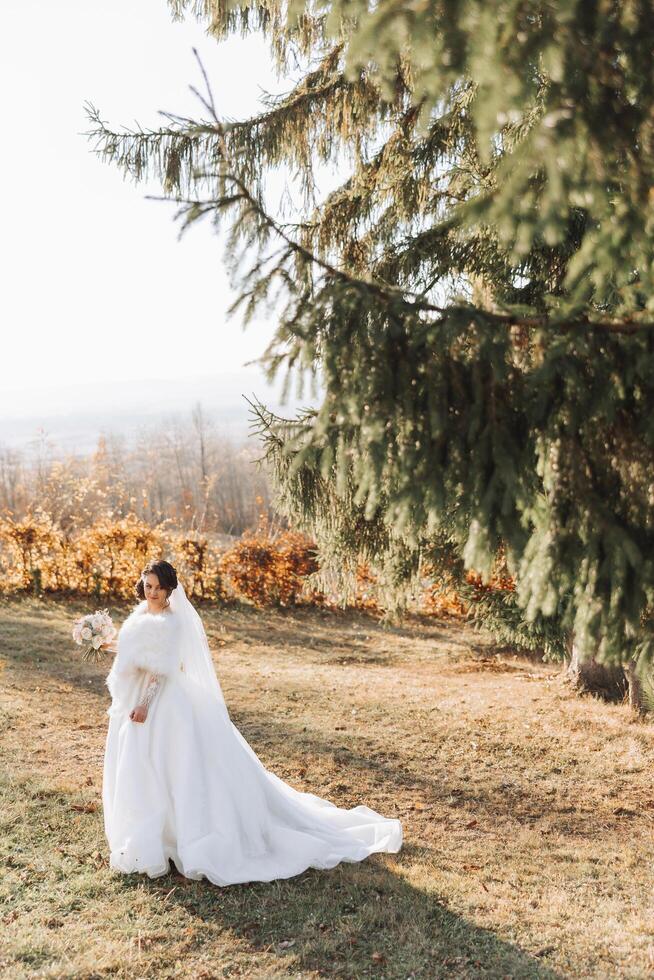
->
[{"left": 139, "top": 673, "right": 163, "bottom": 709}]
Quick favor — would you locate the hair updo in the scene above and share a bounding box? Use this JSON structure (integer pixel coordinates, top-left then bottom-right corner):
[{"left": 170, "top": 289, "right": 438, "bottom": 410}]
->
[{"left": 136, "top": 559, "right": 178, "bottom": 602}]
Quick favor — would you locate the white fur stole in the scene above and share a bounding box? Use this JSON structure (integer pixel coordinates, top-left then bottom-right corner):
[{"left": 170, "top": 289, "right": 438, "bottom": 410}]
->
[{"left": 105, "top": 604, "right": 181, "bottom": 716}]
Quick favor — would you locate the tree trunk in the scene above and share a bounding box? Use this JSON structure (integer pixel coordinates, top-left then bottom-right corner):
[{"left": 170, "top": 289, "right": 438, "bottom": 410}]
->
[
  {"left": 624, "top": 658, "right": 647, "bottom": 716},
  {"left": 564, "top": 638, "right": 626, "bottom": 700}
]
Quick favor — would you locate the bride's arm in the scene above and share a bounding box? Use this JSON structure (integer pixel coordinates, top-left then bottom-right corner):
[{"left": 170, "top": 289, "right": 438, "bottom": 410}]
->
[{"left": 129, "top": 673, "right": 164, "bottom": 723}]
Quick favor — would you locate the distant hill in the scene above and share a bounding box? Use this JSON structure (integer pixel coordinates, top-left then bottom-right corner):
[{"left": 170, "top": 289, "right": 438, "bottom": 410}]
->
[{"left": 0, "top": 370, "right": 313, "bottom": 456}]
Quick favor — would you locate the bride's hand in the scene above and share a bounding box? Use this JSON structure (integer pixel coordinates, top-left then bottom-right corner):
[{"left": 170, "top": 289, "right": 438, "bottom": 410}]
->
[
  {"left": 102, "top": 641, "right": 118, "bottom": 655},
  {"left": 130, "top": 705, "right": 148, "bottom": 724}
]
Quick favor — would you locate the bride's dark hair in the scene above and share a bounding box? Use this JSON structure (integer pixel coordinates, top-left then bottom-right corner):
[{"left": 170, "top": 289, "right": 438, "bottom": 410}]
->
[{"left": 136, "top": 560, "right": 178, "bottom": 602}]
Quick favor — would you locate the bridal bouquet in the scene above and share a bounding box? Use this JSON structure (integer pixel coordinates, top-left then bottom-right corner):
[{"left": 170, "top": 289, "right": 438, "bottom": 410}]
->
[{"left": 72, "top": 610, "right": 117, "bottom": 663}]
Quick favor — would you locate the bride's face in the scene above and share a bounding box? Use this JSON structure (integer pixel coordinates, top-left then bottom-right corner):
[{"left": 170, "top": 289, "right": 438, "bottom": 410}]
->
[{"left": 143, "top": 573, "right": 168, "bottom": 611}]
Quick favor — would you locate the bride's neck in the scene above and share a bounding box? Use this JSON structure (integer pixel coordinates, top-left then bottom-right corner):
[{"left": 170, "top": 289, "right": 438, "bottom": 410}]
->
[{"left": 146, "top": 602, "right": 168, "bottom": 615}]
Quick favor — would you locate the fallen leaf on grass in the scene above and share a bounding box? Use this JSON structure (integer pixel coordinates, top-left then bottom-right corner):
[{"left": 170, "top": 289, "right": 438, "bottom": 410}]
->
[
  {"left": 464, "top": 819, "right": 478, "bottom": 829},
  {"left": 279, "top": 939, "right": 296, "bottom": 949},
  {"left": 84, "top": 851, "right": 106, "bottom": 868},
  {"left": 70, "top": 801, "right": 98, "bottom": 813},
  {"left": 371, "top": 951, "right": 385, "bottom": 964}
]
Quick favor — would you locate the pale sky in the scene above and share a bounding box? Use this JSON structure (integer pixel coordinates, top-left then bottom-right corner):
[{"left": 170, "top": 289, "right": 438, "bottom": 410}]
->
[{"left": 1, "top": 0, "right": 292, "bottom": 410}]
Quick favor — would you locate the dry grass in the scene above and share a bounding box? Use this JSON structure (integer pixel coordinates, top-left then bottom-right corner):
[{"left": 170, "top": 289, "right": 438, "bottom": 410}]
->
[{"left": 2, "top": 596, "right": 654, "bottom": 979}]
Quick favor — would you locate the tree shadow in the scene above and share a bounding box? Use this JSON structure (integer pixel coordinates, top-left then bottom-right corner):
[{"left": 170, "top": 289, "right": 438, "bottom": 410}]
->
[
  {"left": 119, "top": 853, "right": 562, "bottom": 979},
  {"left": 0, "top": 597, "right": 625, "bottom": 841},
  {"left": 0, "top": 597, "right": 133, "bottom": 724},
  {"left": 228, "top": 702, "right": 621, "bottom": 841},
  {"left": 0, "top": 595, "right": 480, "bottom": 699},
  {"left": 211, "top": 602, "right": 473, "bottom": 656},
  {"left": 0, "top": 598, "right": 599, "bottom": 976}
]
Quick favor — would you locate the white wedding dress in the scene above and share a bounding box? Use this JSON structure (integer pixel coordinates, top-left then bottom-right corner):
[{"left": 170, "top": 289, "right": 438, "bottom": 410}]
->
[{"left": 102, "top": 589, "right": 402, "bottom": 886}]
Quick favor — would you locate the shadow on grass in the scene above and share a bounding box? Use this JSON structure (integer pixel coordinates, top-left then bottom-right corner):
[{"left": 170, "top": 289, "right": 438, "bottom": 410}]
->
[
  {"left": 125, "top": 854, "right": 562, "bottom": 979},
  {"left": 0, "top": 598, "right": 574, "bottom": 977},
  {"left": 1, "top": 763, "right": 561, "bottom": 980},
  {"left": 221, "top": 605, "right": 470, "bottom": 658},
  {"left": 0, "top": 594, "right": 479, "bottom": 697},
  {"left": 0, "top": 597, "right": 613, "bottom": 841},
  {"left": 229, "top": 703, "right": 611, "bottom": 839},
  {"left": 0, "top": 595, "right": 131, "bottom": 695}
]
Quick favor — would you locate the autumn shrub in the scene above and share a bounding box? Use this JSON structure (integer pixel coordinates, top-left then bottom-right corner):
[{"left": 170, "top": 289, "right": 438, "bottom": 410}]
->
[
  {"left": 71, "top": 516, "right": 164, "bottom": 598},
  {"left": 0, "top": 511, "right": 319, "bottom": 607},
  {"left": 168, "top": 531, "right": 228, "bottom": 602},
  {"left": 419, "top": 547, "right": 515, "bottom": 619},
  {"left": 0, "top": 508, "right": 516, "bottom": 616},
  {"left": 219, "top": 529, "right": 319, "bottom": 607},
  {"left": 0, "top": 510, "right": 67, "bottom": 594},
  {"left": 351, "top": 564, "right": 382, "bottom": 613}
]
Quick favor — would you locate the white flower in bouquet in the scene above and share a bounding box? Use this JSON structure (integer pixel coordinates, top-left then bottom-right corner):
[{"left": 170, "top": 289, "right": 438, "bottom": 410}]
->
[{"left": 72, "top": 609, "right": 117, "bottom": 663}]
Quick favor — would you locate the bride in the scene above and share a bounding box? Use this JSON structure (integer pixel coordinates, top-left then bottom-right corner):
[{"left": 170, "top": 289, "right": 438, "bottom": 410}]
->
[{"left": 102, "top": 559, "right": 402, "bottom": 885}]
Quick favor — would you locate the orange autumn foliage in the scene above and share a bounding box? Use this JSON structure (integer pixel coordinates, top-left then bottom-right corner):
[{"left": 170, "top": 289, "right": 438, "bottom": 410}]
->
[
  {"left": 219, "top": 529, "right": 319, "bottom": 607},
  {"left": 0, "top": 511, "right": 319, "bottom": 607},
  {"left": 0, "top": 509, "right": 515, "bottom": 615}
]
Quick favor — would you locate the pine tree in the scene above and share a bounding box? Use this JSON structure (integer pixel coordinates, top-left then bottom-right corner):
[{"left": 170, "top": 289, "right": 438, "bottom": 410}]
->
[{"left": 86, "top": 1, "right": 654, "bottom": 683}]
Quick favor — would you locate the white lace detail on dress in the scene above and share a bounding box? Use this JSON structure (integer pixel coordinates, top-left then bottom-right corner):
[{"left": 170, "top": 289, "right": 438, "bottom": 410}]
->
[{"left": 140, "top": 674, "right": 163, "bottom": 709}]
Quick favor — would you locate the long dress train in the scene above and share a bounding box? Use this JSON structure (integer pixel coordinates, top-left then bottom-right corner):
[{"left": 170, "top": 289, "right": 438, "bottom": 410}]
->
[{"left": 102, "top": 604, "right": 402, "bottom": 885}]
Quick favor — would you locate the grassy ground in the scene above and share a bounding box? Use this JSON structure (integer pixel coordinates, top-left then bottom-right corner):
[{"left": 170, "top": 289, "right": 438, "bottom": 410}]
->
[{"left": 2, "top": 597, "right": 654, "bottom": 979}]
